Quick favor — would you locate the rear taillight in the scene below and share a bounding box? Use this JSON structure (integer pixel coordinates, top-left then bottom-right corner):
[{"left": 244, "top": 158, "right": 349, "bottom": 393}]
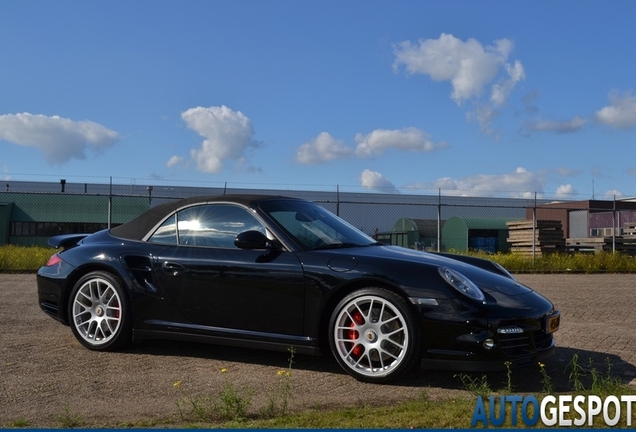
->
[{"left": 46, "top": 254, "right": 62, "bottom": 267}]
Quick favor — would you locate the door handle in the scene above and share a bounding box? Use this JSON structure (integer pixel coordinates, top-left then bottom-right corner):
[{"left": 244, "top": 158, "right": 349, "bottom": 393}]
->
[{"left": 161, "top": 261, "right": 187, "bottom": 276}]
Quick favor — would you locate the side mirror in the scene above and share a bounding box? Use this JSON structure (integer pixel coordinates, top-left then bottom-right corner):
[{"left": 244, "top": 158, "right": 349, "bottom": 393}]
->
[{"left": 234, "top": 230, "right": 277, "bottom": 250}]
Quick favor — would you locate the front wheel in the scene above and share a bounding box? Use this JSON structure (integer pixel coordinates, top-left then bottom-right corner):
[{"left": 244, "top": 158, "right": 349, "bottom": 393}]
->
[
  {"left": 68, "top": 271, "right": 132, "bottom": 351},
  {"left": 329, "top": 288, "right": 420, "bottom": 383}
]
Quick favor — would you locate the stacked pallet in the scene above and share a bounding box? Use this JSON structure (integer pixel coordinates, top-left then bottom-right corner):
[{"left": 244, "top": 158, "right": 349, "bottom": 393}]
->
[
  {"left": 620, "top": 222, "right": 636, "bottom": 255},
  {"left": 565, "top": 237, "right": 607, "bottom": 253},
  {"left": 506, "top": 220, "right": 565, "bottom": 256},
  {"left": 623, "top": 221, "right": 636, "bottom": 237},
  {"left": 566, "top": 222, "right": 636, "bottom": 255},
  {"left": 566, "top": 236, "right": 636, "bottom": 254}
]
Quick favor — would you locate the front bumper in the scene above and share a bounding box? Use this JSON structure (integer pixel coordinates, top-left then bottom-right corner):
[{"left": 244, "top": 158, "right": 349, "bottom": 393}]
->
[
  {"left": 416, "top": 300, "right": 560, "bottom": 372},
  {"left": 420, "top": 341, "right": 555, "bottom": 372}
]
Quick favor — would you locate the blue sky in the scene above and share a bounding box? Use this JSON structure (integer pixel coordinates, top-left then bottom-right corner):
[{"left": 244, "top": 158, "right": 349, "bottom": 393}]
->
[{"left": 1, "top": 0, "right": 635, "bottom": 199}]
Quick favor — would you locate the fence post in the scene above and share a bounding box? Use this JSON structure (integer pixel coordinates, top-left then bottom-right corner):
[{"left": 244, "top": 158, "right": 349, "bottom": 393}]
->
[
  {"left": 437, "top": 189, "right": 441, "bottom": 252},
  {"left": 336, "top": 185, "right": 340, "bottom": 217},
  {"left": 613, "top": 195, "right": 616, "bottom": 254},
  {"left": 108, "top": 176, "right": 113, "bottom": 229},
  {"left": 532, "top": 192, "right": 537, "bottom": 265}
]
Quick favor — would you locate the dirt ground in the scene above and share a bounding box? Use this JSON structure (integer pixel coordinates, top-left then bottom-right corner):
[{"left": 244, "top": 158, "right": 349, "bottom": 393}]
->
[{"left": 1, "top": 273, "right": 635, "bottom": 427}]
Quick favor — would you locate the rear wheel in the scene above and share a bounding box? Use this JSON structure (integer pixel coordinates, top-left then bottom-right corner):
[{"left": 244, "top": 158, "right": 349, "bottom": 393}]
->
[
  {"left": 68, "top": 271, "right": 132, "bottom": 351},
  {"left": 329, "top": 288, "right": 420, "bottom": 383}
]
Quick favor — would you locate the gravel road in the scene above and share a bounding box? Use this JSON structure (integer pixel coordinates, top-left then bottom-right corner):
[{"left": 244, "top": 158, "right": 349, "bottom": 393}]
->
[{"left": 1, "top": 273, "right": 635, "bottom": 427}]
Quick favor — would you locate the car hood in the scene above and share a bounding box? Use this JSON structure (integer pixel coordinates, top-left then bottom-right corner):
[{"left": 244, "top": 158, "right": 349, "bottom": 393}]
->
[{"left": 325, "top": 245, "right": 534, "bottom": 297}]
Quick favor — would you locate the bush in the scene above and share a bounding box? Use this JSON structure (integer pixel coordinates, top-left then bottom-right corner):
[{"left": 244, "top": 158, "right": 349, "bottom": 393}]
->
[
  {"left": 2, "top": 245, "right": 636, "bottom": 273},
  {"left": 0, "top": 245, "right": 54, "bottom": 272},
  {"left": 468, "top": 251, "right": 636, "bottom": 273}
]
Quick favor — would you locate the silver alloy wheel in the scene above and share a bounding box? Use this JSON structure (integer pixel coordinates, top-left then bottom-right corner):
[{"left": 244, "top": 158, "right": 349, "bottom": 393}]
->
[
  {"left": 333, "top": 294, "right": 409, "bottom": 378},
  {"left": 72, "top": 277, "right": 122, "bottom": 347}
]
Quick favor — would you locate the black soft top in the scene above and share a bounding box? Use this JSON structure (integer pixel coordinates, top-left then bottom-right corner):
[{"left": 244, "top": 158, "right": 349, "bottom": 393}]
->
[{"left": 110, "top": 194, "right": 291, "bottom": 241}]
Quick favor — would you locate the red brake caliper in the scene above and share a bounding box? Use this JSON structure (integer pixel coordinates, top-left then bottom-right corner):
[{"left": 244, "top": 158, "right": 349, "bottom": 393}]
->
[
  {"left": 349, "top": 311, "right": 365, "bottom": 358},
  {"left": 113, "top": 299, "right": 120, "bottom": 319}
]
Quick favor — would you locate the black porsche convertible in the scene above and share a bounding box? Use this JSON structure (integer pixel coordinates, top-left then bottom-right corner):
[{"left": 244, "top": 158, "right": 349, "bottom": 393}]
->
[{"left": 37, "top": 194, "right": 559, "bottom": 383}]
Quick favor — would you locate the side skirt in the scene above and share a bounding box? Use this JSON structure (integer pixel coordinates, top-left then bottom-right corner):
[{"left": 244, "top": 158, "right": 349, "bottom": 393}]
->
[{"left": 132, "top": 328, "right": 322, "bottom": 356}]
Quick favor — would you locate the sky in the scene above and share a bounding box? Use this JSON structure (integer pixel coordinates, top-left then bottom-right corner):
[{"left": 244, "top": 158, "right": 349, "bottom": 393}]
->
[{"left": 1, "top": 0, "right": 636, "bottom": 200}]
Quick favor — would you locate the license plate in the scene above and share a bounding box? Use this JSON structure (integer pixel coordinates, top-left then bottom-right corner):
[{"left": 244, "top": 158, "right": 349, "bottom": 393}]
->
[{"left": 546, "top": 312, "right": 560, "bottom": 334}]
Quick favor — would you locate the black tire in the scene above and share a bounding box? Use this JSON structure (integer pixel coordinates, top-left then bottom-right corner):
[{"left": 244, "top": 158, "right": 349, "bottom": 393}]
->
[
  {"left": 328, "top": 287, "right": 420, "bottom": 383},
  {"left": 68, "top": 271, "right": 132, "bottom": 351}
]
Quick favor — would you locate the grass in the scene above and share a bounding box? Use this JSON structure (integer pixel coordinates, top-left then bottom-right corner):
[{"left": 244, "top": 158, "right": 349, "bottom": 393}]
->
[
  {"left": 3, "top": 244, "right": 636, "bottom": 273},
  {"left": 192, "top": 354, "right": 634, "bottom": 429},
  {"left": 0, "top": 245, "right": 53, "bottom": 272},
  {"left": 66, "top": 380, "right": 636, "bottom": 428},
  {"left": 2, "top": 336, "right": 633, "bottom": 429},
  {"left": 462, "top": 250, "right": 636, "bottom": 273},
  {"left": 150, "top": 354, "right": 636, "bottom": 429},
  {"left": 248, "top": 394, "right": 476, "bottom": 429}
]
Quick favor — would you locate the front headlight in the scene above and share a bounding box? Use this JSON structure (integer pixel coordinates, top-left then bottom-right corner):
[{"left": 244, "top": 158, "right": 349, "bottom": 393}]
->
[{"left": 438, "top": 267, "right": 485, "bottom": 302}]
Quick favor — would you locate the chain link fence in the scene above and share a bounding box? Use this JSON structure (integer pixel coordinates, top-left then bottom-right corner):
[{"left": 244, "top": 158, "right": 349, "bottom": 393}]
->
[{"left": 2, "top": 179, "right": 636, "bottom": 258}]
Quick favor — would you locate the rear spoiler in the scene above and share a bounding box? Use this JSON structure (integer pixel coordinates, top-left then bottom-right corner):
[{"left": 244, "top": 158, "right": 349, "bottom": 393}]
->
[{"left": 48, "top": 234, "right": 90, "bottom": 249}]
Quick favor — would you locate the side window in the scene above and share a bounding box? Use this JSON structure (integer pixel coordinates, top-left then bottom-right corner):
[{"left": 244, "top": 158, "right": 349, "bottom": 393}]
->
[
  {"left": 176, "top": 204, "right": 266, "bottom": 248},
  {"left": 148, "top": 214, "right": 177, "bottom": 244}
]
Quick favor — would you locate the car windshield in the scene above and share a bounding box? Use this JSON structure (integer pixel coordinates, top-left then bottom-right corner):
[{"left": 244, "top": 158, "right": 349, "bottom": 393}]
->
[{"left": 259, "top": 199, "right": 378, "bottom": 251}]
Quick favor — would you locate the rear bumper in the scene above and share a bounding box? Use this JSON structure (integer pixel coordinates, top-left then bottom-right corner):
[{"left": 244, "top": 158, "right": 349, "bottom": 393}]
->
[{"left": 36, "top": 262, "right": 74, "bottom": 325}]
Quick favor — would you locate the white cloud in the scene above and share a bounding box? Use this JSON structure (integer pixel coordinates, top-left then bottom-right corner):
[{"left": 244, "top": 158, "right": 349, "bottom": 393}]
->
[
  {"left": 526, "top": 116, "right": 588, "bottom": 134},
  {"left": 407, "top": 167, "right": 545, "bottom": 198},
  {"left": 554, "top": 184, "right": 577, "bottom": 199},
  {"left": 354, "top": 127, "right": 448, "bottom": 157},
  {"left": 595, "top": 91, "right": 636, "bottom": 129},
  {"left": 468, "top": 105, "right": 499, "bottom": 136},
  {"left": 491, "top": 60, "right": 525, "bottom": 106},
  {"left": 181, "top": 105, "right": 261, "bottom": 173},
  {"left": 359, "top": 169, "right": 400, "bottom": 194},
  {"left": 604, "top": 189, "right": 624, "bottom": 199},
  {"left": 294, "top": 127, "right": 447, "bottom": 165},
  {"left": 295, "top": 132, "right": 352, "bottom": 164},
  {"left": 0, "top": 112, "right": 119, "bottom": 164},
  {"left": 166, "top": 155, "right": 184, "bottom": 168},
  {"left": 393, "top": 33, "right": 523, "bottom": 105}
]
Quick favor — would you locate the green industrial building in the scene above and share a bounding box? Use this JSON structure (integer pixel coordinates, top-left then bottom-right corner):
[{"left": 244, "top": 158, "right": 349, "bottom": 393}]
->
[
  {"left": 0, "top": 193, "right": 150, "bottom": 247},
  {"left": 441, "top": 216, "right": 513, "bottom": 253},
  {"left": 377, "top": 216, "right": 514, "bottom": 253}
]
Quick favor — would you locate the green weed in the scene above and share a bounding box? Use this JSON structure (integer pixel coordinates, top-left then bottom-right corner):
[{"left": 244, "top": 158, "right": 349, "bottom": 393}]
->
[
  {"left": 538, "top": 361, "right": 554, "bottom": 394},
  {"left": 589, "top": 357, "right": 625, "bottom": 395},
  {"left": 454, "top": 373, "right": 492, "bottom": 397},
  {"left": 174, "top": 369, "right": 254, "bottom": 423},
  {"left": 503, "top": 361, "right": 513, "bottom": 393},
  {"left": 216, "top": 380, "right": 254, "bottom": 420},
  {"left": 56, "top": 406, "right": 86, "bottom": 428},
  {"left": 261, "top": 347, "right": 295, "bottom": 418},
  {"left": 566, "top": 352, "right": 586, "bottom": 392},
  {"left": 6, "top": 419, "right": 31, "bottom": 428}
]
